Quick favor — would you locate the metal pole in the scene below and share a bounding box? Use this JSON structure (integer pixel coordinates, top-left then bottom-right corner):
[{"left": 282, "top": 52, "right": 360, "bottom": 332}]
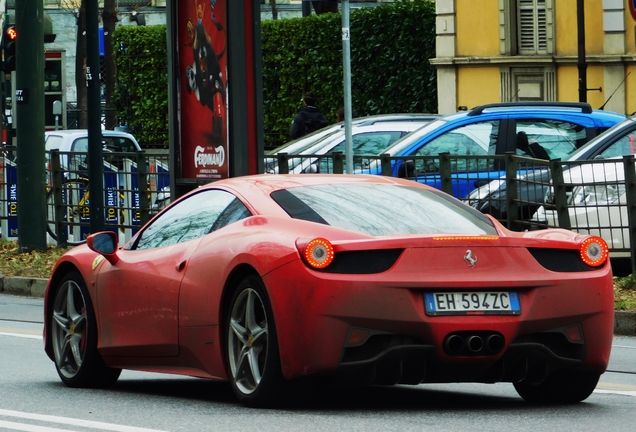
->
[
  {"left": 577, "top": 0, "right": 587, "bottom": 103},
  {"left": 86, "top": 0, "right": 105, "bottom": 233},
  {"left": 342, "top": 0, "right": 353, "bottom": 173},
  {"left": 15, "top": 0, "right": 46, "bottom": 251}
]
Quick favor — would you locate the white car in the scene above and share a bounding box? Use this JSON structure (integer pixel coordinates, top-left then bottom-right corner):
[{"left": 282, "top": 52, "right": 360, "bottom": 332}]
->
[
  {"left": 45, "top": 129, "right": 143, "bottom": 162},
  {"left": 532, "top": 158, "right": 630, "bottom": 255},
  {"left": 265, "top": 114, "right": 437, "bottom": 174},
  {"left": 528, "top": 116, "right": 636, "bottom": 256}
]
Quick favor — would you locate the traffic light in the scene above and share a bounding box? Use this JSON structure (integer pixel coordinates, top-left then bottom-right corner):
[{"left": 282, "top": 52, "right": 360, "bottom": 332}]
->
[{"left": 2, "top": 23, "right": 17, "bottom": 72}]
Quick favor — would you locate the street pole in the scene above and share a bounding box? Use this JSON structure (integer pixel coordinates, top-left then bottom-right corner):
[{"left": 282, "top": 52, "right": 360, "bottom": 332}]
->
[
  {"left": 86, "top": 0, "right": 105, "bottom": 233},
  {"left": 342, "top": 0, "right": 353, "bottom": 173},
  {"left": 577, "top": 0, "right": 587, "bottom": 103},
  {"left": 15, "top": 0, "right": 46, "bottom": 251}
]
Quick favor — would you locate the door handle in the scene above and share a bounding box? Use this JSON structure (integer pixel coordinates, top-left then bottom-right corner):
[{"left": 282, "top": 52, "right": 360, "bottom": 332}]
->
[{"left": 176, "top": 260, "right": 187, "bottom": 272}]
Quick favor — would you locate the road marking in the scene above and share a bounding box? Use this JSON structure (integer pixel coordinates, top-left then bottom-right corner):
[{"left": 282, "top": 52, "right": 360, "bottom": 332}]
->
[
  {"left": 0, "top": 409, "right": 168, "bottom": 432},
  {"left": 594, "top": 389, "right": 636, "bottom": 397},
  {"left": 0, "top": 326, "right": 42, "bottom": 335},
  {"left": 0, "top": 332, "right": 42, "bottom": 340},
  {"left": 0, "top": 419, "right": 78, "bottom": 432},
  {"left": 612, "top": 344, "right": 636, "bottom": 350},
  {"left": 597, "top": 382, "right": 636, "bottom": 391}
]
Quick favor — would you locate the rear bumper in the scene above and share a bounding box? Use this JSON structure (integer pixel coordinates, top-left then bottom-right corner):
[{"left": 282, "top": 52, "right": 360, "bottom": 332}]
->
[{"left": 264, "top": 258, "right": 614, "bottom": 383}]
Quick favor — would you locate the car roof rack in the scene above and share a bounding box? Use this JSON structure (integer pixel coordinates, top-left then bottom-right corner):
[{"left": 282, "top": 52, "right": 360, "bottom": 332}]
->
[{"left": 466, "top": 102, "right": 593, "bottom": 116}]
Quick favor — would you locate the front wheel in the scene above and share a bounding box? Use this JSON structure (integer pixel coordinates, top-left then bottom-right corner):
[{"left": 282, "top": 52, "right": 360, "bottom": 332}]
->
[
  {"left": 514, "top": 370, "right": 600, "bottom": 404},
  {"left": 225, "top": 275, "right": 287, "bottom": 407},
  {"left": 50, "top": 271, "right": 121, "bottom": 388}
]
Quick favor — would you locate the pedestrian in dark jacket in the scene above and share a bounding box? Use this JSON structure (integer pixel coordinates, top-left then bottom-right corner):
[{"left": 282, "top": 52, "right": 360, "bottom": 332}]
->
[{"left": 289, "top": 92, "right": 329, "bottom": 139}]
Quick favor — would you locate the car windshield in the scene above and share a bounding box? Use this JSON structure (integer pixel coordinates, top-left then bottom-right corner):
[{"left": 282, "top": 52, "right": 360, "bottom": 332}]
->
[
  {"left": 271, "top": 183, "right": 497, "bottom": 237},
  {"left": 380, "top": 119, "right": 449, "bottom": 155},
  {"left": 567, "top": 118, "right": 636, "bottom": 161},
  {"left": 266, "top": 125, "right": 343, "bottom": 156}
]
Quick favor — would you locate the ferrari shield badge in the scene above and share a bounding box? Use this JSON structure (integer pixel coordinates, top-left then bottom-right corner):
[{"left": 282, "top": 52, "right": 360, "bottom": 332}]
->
[{"left": 92, "top": 255, "right": 105, "bottom": 271}]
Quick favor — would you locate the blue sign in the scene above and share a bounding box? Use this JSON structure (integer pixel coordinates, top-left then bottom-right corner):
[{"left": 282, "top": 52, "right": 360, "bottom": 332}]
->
[{"left": 6, "top": 163, "right": 18, "bottom": 237}]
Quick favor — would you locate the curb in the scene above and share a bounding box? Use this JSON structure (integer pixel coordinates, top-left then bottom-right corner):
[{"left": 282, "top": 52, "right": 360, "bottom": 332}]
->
[
  {"left": 0, "top": 276, "right": 48, "bottom": 298},
  {"left": 2, "top": 276, "right": 636, "bottom": 336}
]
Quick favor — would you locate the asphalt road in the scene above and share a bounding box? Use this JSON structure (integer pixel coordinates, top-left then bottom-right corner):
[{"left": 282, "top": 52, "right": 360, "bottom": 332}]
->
[{"left": 1, "top": 293, "right": 636, "bottom": 432}]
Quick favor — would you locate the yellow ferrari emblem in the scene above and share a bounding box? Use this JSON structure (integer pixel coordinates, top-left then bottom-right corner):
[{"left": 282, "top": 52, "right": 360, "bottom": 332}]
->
[{"left": 92, "top": 255, "right": 105, "bottom": 271}]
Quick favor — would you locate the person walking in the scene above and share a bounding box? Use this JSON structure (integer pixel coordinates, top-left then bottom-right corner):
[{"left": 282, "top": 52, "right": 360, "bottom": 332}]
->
[{"left": 289, "top": 92, "right": 329, "bottom": 139}]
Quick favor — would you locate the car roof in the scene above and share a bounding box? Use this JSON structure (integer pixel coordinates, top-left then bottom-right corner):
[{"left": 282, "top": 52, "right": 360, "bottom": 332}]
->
[
  {"left": 45, "top": 129, "right": 137, "bottom": 139},
  {"left": 382, "top": 102, "right": 626, "bottom": 156},
  {"left": 267, "top": 114, "right": 437, "bottom": 156}
]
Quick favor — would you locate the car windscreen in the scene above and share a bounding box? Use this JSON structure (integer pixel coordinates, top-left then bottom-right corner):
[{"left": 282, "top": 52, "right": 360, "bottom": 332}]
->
[
  {"left": 567, "top": 118, "right": 635, "bottom": 161},
  {"left": 380, "top": 119, "right": 449, "bottom": 155},
  {"left": 270, "top": 183, "right": 497, "bottom": 237}
]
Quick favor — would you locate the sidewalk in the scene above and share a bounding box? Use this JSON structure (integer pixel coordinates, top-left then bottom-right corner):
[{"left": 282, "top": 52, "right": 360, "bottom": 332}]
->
[{"left": 2, "top": 275, "right": 636, "bottom": 336}]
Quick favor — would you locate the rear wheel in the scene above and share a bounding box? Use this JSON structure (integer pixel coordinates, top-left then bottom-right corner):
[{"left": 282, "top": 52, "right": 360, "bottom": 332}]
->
[
  {"left": 514, "top": 370, "right": 600, "bottom": 404},
  {"left": 50, "top": 271, "right": 121, "bottom": 388},
  {"left": 225, "top": 275, "right": 287, "bottom": 407}
]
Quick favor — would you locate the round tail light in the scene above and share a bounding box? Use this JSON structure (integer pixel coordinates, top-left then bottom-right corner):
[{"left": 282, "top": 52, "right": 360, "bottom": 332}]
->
[
  {"left": 303, "top": 238, "right": 335, "bottom": 269},
  {"left": 580, "top": 236, "right": 609, "bottom": 267}
]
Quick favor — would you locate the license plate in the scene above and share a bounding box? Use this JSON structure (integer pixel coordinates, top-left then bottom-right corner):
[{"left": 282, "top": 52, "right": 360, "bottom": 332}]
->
[{"left": 425, "top": 291, "right": 521, "bottom": 316}]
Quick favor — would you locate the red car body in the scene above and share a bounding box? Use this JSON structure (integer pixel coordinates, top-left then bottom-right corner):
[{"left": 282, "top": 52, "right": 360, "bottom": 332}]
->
[{"left": 43, "top": 174, "right": 614, "bottom": 406}]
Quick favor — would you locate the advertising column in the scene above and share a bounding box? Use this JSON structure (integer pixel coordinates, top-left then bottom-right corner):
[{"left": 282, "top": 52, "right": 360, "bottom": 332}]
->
[{"left": 178, "top": 0, "right": 228, "bottom": 180}]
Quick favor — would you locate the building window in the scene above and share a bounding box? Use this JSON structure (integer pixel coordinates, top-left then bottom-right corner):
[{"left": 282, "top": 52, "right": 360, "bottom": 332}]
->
[
  {"left": 518, "top": 0, "right": 547, "bottom": 54},
  {"left": 500, "top": 0, "right": 553, "bottom": 56},
  {"left": 500, "top": 66, "right": 556, "bottom": 102}
]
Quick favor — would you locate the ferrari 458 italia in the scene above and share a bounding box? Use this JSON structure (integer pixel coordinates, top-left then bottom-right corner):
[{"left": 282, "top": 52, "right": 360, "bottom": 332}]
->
[{"left": 43, "top": 174, "right": 614, "bottom": 407}]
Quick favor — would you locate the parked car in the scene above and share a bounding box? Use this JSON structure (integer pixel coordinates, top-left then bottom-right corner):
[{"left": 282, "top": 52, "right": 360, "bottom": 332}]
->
[
  {"left": 532, "top": 158, "right": 630, "bottom": 255},
  {"left": 469, "top": 114, "right": 634, "bottom": 223},
  {"left": 374, "top": 102, "right": 625, "bottom": 198},
  {"left": 45, "top": 129, "right": 143, "bottom": 170},
  {"left": 45, "top": 129, "right": 143, "bottom": 154},
  {"left": 265, "top": 113, "right": 438, "bottom": 174},
  {"left": 44, "top": 174, "right": 613, "bottom": 407}
]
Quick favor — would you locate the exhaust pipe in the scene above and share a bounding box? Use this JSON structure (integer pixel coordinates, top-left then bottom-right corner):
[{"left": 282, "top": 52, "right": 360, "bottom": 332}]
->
[
  {"left": 444, "top": 334, "right": 464, "bottom": 354},
  {"left": 486, "top": 334, "right": 505, "bottom": 353},
  {"left": 467, "top": 335, "right": 484, "bottom": 353},
  {"left": 444, "top": 331, "right": 505, "bottom": 356}
]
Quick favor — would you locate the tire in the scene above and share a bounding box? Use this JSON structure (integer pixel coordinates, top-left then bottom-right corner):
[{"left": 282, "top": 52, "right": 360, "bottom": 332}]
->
[
  {"left": 50, "top": 271, "right": 121, "bottom": 388},
  {"left": 46, "top": 179, "right": 90, "bottom": 246},
  {"left": 225, "top": 275, "right": 288, "bottom": 407},
  {"left": 514, "top": 370, "right": 600, "bottom": 404}
]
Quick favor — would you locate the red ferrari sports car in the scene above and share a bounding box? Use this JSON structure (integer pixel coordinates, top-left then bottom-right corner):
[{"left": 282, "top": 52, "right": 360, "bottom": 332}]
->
[{"left": 43, "top": 174, "right": 613, "bottom": 407}]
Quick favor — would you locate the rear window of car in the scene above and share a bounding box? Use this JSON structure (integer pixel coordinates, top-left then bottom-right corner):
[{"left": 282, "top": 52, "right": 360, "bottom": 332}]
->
[{"left": 270, "top": 184, "right": 497, "bottom": 237}]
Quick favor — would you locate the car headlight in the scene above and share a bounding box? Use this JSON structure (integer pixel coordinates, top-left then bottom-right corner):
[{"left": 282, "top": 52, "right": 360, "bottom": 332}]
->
[{"left": 569, "top": 183, "right": 625, "bottom": 206}]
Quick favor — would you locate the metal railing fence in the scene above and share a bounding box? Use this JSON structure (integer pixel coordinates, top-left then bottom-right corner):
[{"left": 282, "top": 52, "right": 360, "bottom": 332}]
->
[
  {"left": 271, "top": 151, "right": 636, "bottom": 272},
  {"left": 0, "top": 150, "right": 170, "bottom": 247},
  {"left": 4, "top": 149, "right": 636, "bottom": 272}
]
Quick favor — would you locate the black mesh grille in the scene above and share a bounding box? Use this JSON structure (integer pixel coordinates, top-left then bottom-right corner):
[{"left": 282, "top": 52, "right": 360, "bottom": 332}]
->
[
  {"left": 527, "top": 248, "right": 596, "bottom": 272},
  {"left": 320, "top": 249, "right": 403, "bottom": 274}
]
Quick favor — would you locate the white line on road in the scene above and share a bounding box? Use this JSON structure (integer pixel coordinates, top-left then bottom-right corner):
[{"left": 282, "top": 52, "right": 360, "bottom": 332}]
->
[
  {"left": 0, "top": 409, "right": 169, "bottom": 432},
  {"left": 612, "top": 345, "right": 636, "bottom": 349},
  {"left": 0, "top": 419, "right": 79, "bottom": 432},
  {"left": 594, "top": 389, "right": 636, "bottom": 397},
  {"left": 0, "top": 332, "right": 42, "bottom": 340}
]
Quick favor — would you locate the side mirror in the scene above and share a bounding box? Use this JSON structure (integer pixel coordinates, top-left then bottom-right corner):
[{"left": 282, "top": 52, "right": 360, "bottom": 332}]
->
[{"left": 87, "top": 231, "right": 119, "bottom": 265}]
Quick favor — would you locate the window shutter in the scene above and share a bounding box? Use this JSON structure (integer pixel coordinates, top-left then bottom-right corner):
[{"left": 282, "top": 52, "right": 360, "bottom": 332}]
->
[{"left": 518, "top": 0, "right": 547, "bottom": 55}]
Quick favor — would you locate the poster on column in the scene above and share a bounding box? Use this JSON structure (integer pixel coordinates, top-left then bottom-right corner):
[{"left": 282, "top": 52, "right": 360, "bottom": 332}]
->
[{"left": 179, "top": 0, "right": 229, "bottom": 180}]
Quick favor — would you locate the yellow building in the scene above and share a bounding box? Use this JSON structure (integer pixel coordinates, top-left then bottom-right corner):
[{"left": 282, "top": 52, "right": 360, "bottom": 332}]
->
[{"left": 432, "top": 0, "right": 636, "bottom": 115}]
